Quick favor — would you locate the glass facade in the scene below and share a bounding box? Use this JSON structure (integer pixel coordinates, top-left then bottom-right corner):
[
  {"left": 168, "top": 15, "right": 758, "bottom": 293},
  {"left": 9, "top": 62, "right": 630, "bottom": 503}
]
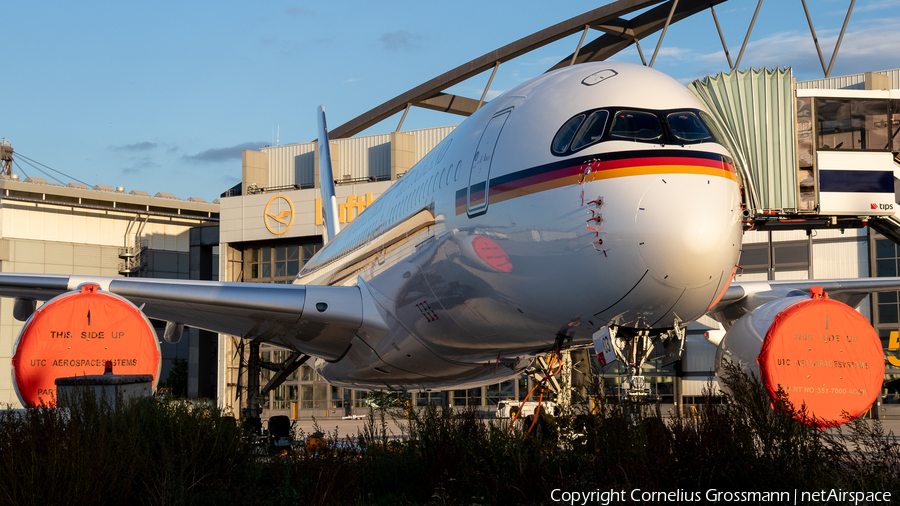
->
[
  {"left": 816, "top": 98, "right": 891, "bottom": 151},
  {"left": 596, "top": 349, "right": 676, "bottom": 404},
  {"left": 736, "top": 237, "right": 811, "bottom": 278},
  {"left": 871, "top": 235, "right": 900, "bottom": 408},
  {"left": 796, "top": 96, "right": 816, "bottom": 211},
  {"left": 892, "top": 100, "right": 900, "bottom": 153},
  {"left": 245, "top": 242, "right": 321, "bottom": 284}
]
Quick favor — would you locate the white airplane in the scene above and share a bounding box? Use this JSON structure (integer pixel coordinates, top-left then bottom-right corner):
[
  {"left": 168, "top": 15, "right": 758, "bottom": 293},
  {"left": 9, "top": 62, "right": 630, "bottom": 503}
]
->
[{"left": 0, "top": 62, "right": 893, "bottom": 423}]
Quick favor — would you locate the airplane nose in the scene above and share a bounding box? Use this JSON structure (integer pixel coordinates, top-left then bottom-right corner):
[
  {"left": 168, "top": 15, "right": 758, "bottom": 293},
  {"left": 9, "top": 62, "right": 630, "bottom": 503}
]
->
[{"left": 634, "top": 176, "right": 740, "bottom": 288}]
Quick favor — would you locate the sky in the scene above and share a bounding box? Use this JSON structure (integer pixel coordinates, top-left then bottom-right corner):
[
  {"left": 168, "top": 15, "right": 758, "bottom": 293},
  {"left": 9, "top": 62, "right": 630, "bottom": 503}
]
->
[{"left": 4, "top": 0, "right": 900, "bottom": 202}]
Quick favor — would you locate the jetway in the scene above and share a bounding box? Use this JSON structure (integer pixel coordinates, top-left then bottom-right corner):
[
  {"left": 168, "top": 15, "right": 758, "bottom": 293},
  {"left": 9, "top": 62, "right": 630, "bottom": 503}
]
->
[{"left": 689, "top": 68, "right": 900, "bottom": 238}]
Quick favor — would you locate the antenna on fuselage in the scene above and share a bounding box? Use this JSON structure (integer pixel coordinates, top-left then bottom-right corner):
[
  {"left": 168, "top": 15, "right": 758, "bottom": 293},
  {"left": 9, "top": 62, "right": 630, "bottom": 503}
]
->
[{"left": 316, "top": 106, "right": 341, "bottom": 244}]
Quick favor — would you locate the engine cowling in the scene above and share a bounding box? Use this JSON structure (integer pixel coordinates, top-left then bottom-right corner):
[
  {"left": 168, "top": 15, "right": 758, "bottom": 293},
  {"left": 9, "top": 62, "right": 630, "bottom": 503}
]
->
[
  {"left": 11, "top": 283, "right": 162, "bottom": 407},
  {"left": 716, "top": 288, "right": 884, "bottom": 427}
]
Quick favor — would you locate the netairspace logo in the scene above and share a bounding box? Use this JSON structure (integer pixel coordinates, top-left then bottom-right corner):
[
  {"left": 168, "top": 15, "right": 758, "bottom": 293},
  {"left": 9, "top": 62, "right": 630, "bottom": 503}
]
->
[{"left": 550, "top": 488, "right": 893, "bottom": 505}]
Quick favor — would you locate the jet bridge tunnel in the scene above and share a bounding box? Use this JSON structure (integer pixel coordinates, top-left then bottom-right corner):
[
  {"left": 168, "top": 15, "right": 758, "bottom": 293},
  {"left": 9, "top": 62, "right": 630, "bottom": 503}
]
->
[{"left": 689, "top": 68, "right": 900, "bottom": 240}]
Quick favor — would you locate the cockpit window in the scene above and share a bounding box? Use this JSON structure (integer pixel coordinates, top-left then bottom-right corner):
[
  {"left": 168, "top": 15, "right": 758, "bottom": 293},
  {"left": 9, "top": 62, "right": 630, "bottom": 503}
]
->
[
  {"left": 667, "top": 111, "right": 712, "bottom": 141},
  {"left": 698, "top": 111, "right": 730, "bottom": 147},
  {"left": 610, "top": 110, "right": 663, "bottom": 141},
  {"left": 551, "top": 114, "right": 585, "bottom": 154},
  {"left": 550, "top": 107, "right": 723, "bottom": 156},
  {"left": 570, "top": 110, "right": 610, "bottom": 151}
]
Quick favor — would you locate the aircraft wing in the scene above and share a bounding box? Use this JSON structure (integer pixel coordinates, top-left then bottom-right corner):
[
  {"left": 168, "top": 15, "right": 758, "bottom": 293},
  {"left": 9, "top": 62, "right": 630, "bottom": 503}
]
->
[
  {"left": 0, "top": 274, "right": 373, "bottom": 362},
  {"left": 711, "top": 277, "right": 900, "bottom": 324}
]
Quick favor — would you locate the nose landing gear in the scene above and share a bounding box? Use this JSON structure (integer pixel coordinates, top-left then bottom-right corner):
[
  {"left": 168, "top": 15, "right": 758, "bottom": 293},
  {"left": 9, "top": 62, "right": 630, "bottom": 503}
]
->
[{"left": 606, "top": 322, "right": 685, "bottom": 402}]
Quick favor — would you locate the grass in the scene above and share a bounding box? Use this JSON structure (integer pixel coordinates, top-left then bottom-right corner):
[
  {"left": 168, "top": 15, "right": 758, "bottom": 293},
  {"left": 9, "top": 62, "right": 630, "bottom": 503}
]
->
[{"left": 0, "top": 364, "right": 898, "bottom": 505}]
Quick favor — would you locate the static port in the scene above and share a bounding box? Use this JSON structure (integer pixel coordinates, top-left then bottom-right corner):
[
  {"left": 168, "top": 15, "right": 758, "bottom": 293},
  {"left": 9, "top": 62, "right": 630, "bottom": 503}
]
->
[{"left": 315, "top": 302, "right": 328, "bottom": 312}]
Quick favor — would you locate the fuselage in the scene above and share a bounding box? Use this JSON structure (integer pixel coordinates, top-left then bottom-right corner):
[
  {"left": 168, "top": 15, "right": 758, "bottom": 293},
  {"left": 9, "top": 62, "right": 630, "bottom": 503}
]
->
[{"left": 297, "top": 62, "right": 744, "bottom": 389}]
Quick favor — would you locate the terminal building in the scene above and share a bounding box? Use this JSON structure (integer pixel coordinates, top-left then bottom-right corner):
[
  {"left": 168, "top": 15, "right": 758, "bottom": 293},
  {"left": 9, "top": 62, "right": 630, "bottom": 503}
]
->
[{"left": 214, "top": 68, "right": 900, "bottom": 421}]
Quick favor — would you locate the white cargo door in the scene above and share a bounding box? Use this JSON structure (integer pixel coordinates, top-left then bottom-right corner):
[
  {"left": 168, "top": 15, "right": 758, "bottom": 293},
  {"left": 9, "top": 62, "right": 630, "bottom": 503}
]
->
[{"left": 467, "top": 109, "right": 511, "bottom": 216}]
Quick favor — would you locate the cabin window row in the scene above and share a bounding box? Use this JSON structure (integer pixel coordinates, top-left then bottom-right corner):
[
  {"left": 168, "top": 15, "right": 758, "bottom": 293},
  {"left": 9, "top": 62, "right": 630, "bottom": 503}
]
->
[{"left": 388, "top": 160, "right": 462, "bottom": 223}]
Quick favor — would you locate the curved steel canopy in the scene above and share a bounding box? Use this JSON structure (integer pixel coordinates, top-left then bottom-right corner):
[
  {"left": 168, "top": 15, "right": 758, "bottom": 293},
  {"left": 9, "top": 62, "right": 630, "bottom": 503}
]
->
[{"left": 329, "top": 0, "right": 729, "bottom": 139}]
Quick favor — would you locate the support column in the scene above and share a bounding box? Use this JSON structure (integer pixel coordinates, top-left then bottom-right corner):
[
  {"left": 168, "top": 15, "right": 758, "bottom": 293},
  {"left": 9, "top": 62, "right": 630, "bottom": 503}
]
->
[{"left": 245, "top": 340, "right": 262, "bottom": 434}]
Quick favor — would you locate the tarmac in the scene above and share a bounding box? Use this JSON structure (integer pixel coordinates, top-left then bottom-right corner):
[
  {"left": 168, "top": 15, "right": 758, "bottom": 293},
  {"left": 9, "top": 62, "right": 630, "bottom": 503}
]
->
[
  {"left": 290, "top": 414, "right": 409, "bottom": 438},
  {"left": 288, "top": 413, "right": 900, "bottom": 440}
]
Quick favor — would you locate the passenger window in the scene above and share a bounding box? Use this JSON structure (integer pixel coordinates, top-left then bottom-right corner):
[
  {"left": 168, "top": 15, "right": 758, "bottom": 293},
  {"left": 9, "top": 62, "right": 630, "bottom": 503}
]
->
[
  {"left": 666, "top": 111, "right": 712, "bottom": 141},
  {"left": 570, "top": 110, "right": 610, "bottom": 151},
  {"left": 610, "top": 110, "right": 663, "bottom": 141},
  {"left": 551, "top": 114, "right": 585, "bottom": 154}
]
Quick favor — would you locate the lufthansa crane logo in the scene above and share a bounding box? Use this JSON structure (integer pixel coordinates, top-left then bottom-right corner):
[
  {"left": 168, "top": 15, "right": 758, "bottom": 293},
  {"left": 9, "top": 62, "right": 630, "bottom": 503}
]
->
[{"left": 264, "top": 195, "right": 294, "bottom": 235}]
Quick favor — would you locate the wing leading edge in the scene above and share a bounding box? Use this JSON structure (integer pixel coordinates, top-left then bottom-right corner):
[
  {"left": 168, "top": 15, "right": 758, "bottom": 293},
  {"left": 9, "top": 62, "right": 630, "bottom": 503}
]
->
[
  {"left": 711, "top": 278, "right": 900, "bottom": 324},
  {"left": 0, "top": 274, "right": 381, "bottom": 362}
]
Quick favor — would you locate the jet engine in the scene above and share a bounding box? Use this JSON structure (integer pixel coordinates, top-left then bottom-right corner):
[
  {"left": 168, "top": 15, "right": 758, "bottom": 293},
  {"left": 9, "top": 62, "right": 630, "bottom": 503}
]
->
[
  {"left": 715, "top": 288, "right": 884, "bottom": 427},
  {"left": 11, "top": 283, "right": 162, "bottom": 407}
]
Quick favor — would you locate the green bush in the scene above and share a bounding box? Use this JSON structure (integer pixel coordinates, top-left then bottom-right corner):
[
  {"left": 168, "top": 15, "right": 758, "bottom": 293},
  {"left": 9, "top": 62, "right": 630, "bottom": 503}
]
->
[{"left": 0, "top": 364, "right": 897, "bottom": 505}]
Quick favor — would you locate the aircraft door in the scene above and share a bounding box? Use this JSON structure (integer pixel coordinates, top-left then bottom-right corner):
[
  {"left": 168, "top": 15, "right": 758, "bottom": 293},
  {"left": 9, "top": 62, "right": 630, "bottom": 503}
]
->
[{"left": 467, "top": 109, "right": 511, "bottom": 216}]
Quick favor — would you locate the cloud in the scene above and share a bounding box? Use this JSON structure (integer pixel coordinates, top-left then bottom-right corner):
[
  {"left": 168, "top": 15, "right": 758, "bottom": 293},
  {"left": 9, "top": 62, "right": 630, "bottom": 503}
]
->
[
  {"left": 483, "top": 89, "right": 506, "bottom": 101},
  {"left": 182, "top": 142, "right": 267, "bottom": 164},
  {"left": 111, "top": 141, "right": 157, "bottom": 152},
  {"left": 853, "top": 0, "right": 900, "bottom": 13},
  {"left": 379, "top": 31, "right": 422, "bottom": 51},
  {"left": 695, "top": 22, "right": 900, "bottom": 79},
  {"left": 120, "top": 158, "right": 161, "bottom": 175},
  {"left": 652, "top": 46, "right": 693, "bottom": 61}
]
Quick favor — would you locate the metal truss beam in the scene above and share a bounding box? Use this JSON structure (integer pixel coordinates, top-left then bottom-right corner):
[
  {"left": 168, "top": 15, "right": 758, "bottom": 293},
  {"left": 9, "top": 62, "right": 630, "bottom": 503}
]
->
[
  {"left": 547, "top": 0, "right": 728, "bottom": 72},
  {"left": 800, "top": 0, "right": 856, "bottom": 78},
  {"left": 413, "top": 93, "right": 482, "bottom": 116},
  {"left": 329, "top": 0, "right": 665, "bottom": 139},
  {"left": 732, "top": 0, "right": 763, "bottom": 70},
  {"left": 593, "top": 17, "right": 636, "bottom": 38},
  {"left": 329, "top": 0, "right": 740, "bottom": 139}
]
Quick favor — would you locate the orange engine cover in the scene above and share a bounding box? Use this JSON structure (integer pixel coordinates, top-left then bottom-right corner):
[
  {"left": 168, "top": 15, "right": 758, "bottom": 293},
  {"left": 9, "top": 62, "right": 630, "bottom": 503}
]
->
[
  {"left": 11, "top": 284, "right": 161, "bottom": 407},
  {"left": 717, "top": 288, "right": 884, "bottom": 428}
]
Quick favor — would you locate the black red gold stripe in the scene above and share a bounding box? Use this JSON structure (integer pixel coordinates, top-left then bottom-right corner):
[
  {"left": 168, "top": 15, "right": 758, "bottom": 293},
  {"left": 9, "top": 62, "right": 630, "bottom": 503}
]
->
[{"left": 455, "top": 150, "right": 737, "bottom": 215}]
